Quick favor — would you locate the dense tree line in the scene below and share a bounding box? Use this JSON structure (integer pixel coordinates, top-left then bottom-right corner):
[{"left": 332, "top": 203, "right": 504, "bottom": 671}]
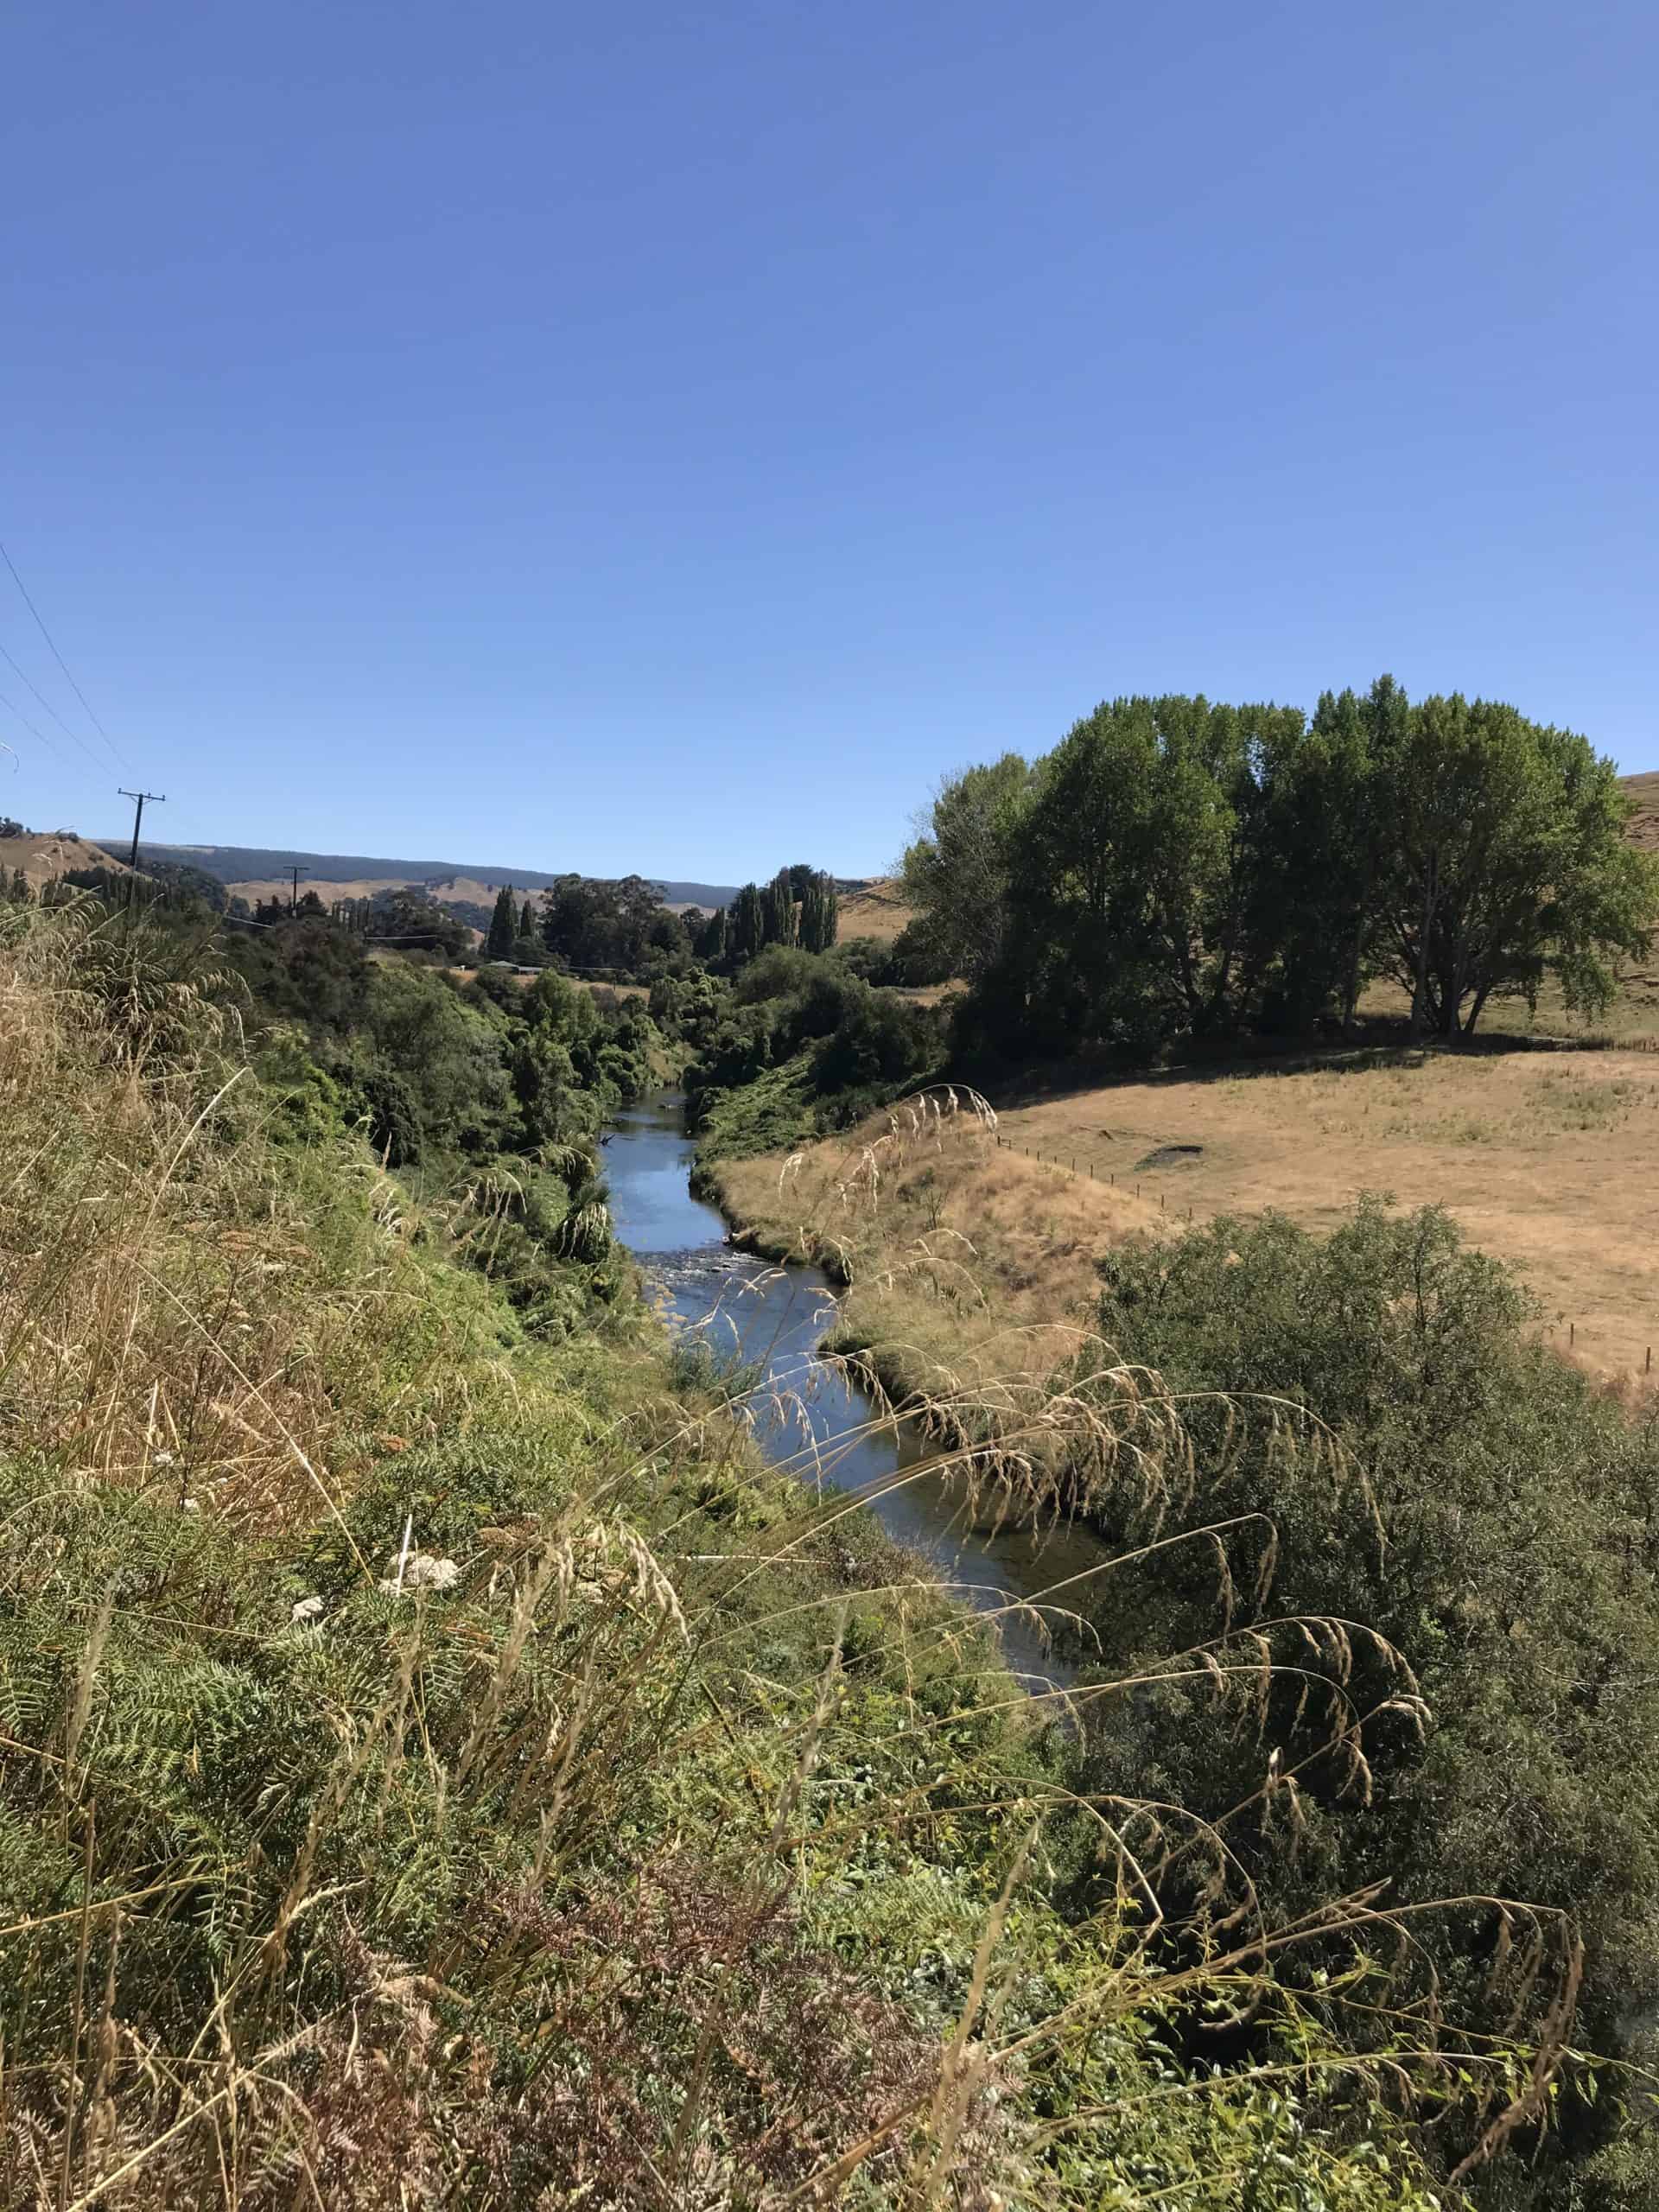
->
[
  {"left": 535, "top": 873, "right": 690, "bottom": 972},
  {"left": 696, "top": 865, "right": 838, "bottom": 966},
  {"left": 683, "top": 942, "right": 939, "bottom": 1154},
  {"left": 903, "top": 679, "right": 1657, "bottom": 1055},
  {"left": 203, "top": 905, "right": 653, "bottom": 1321}
]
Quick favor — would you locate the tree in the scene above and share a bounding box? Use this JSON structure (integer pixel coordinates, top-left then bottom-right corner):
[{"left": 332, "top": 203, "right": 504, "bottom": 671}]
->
[
  {"left": 1254, "top": 676, "right": 1410, "bottom": 1033},
  {"left": 364, "top": 887, "right": 471, "bottom": 959},
  {"left": 900, "top": 754, "right": 1033, "bottom": 984},
  {"left": 791, "top": 871, "right": 839, "bottom": 953},
  {"left": 696, "top": 905, "right": 728, "bottom": 963},
  {"left": 1370, "top": 694, "right": 1657, "bottom": 1037},
  {"left": 537, "top": 874, "right": 689, "bottom": 975},
  {"left": 765, "top": 870, "right": 797, "bottom": 949},
  {"left": 486, "top": 884, "right": 519, "bottom": 961},
  {"left": 728, "top": 883, "right": 766, "bottom": 963},
  {"left": 976, "top": 698, "right": 1304, "bottom": 1051}
]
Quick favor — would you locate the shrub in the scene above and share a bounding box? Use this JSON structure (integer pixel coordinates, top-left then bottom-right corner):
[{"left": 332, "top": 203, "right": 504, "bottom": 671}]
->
[{"left": 1073, "top": 1198, "right": 1659, "bottom": 2188}]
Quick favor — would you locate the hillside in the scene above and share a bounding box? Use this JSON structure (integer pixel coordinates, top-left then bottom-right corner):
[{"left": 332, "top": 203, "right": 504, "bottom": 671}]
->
[
  {"left": 1622, "top": 768, "right": 1659, "bottom": 853},
  {"left": 836, "top": 874, "right": 915, "bottom": 944},
  {"left": 0, "top": 902, "right": 1487, "bottom": 2206},
  {"left": 0, "top": 830, "right": 125, "bottom": 888},
  {"left": 118, "top": 839, "right": 740, "bottom": 910}
]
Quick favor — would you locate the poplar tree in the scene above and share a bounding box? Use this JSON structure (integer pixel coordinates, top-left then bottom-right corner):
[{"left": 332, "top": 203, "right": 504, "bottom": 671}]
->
[
  {"left": 766, "top": 869, "right": 797, "bottom": 948},
  {"left": 486, "top": 884, "right": 518, "bottom": 960},
  {"left": 729, "top": 884, "right": 765, "bottom": 962}
]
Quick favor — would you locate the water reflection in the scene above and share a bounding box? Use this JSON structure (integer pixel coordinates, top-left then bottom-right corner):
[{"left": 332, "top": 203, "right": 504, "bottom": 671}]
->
[{"left": 605, "top": 1095, "right": 1109, "bottom": 1690}]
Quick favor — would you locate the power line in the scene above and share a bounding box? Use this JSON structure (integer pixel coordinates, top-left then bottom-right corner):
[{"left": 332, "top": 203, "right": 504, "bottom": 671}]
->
[
  {"left": 0, "top": 678, "right": 60, "bottom": 756},
  {"left": 0, "top": 537, "right": 128, "bottom": 773},
  {"left": 0, "top": 632, "right": 110, "bottom": 772}
]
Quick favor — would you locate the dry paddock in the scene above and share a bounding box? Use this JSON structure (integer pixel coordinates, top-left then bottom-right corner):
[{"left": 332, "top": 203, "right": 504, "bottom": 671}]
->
[{"left": 988, "top": 1045, "right": 1659, "bottom": 1380}]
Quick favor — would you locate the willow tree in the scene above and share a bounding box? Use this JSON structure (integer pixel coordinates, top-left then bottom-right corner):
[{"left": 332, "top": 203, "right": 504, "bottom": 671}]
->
[
  {"left": 1371, "top": 695, "right": 1656, "bottom": 1038},
  {"left": 982, "top": 697, "right": 1304, "bottom": 1049},
  {"left": 899, "top": 753, "right": 1033, "bottom": 984}
]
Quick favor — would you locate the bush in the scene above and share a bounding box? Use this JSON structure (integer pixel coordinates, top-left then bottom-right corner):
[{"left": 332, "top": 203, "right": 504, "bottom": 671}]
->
[{"left": 1072, "top": 1198, "right": 1659, "bottom": 2188}]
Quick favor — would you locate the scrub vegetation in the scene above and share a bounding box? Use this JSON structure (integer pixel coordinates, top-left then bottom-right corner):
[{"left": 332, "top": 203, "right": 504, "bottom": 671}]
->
[
  {"left": 710, "top": 1091, "right": 1659, "bottom": 2204},
  {"left": 0, "top": 897, "right": 1583, "bottom": 2209}
]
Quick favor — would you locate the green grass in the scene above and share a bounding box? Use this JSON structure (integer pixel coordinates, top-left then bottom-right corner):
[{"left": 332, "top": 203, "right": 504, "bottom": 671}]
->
[
  {"left": 0, "top": 909, "right": 1562, "bottom": 2206},
  {"left": 693, "top": 1042, "right": 822, "bottom": 1160}
]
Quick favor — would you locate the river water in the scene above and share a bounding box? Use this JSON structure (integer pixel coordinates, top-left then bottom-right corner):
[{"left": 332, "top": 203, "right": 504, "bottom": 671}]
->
[{"left": 604, "top": 1094, "right": 1109, "bottom": 1691}]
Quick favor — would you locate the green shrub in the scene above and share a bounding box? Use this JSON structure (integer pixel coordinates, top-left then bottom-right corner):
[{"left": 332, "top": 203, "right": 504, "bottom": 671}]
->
[{"left": 1073, "top": 1198, "right": 1659, "bottom": 2191}]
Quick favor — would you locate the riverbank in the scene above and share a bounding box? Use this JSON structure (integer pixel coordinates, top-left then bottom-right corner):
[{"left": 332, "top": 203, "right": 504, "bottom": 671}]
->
[
  {"left": 702, "top": 1087, "right": 1167, "bottom": 1429},
  {"left": 607, "top": 1092, "right": 1116, "bottom": 1685}
]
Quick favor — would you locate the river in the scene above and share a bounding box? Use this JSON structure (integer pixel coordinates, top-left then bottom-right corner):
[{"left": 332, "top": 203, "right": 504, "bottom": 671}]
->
[{"left": 603, "top": 1093, "right": 1109, "bottom": 1691}]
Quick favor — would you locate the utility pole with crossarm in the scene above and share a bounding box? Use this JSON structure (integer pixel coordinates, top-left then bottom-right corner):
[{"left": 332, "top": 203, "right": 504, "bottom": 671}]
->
[{"left": 118, "top": 787, "right": 165, "bottom": 873}]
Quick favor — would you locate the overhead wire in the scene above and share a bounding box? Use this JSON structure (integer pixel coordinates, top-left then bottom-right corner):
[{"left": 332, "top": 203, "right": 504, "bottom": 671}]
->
[
  {"left": 0, "top": 639, "right": 111, "bottom": 772},
  {"left": 0, "top": 678, "right": 65, "bottom": 760},
  {"left": 0, "top": 537, "right": 130, "bottom": 773}
]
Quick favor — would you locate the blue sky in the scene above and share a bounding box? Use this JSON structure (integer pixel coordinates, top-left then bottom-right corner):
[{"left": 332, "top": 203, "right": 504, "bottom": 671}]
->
[{"left": 1, "top": 1, "right": 1653, "bottom": 880}]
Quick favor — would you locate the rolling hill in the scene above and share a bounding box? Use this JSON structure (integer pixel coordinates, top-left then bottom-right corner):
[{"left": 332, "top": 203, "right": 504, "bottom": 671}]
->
[
  {"left": 115, "top": 842, "right": 741, "bottom": 912},
  {"left": 0, "top": 831, "right": 127, "bottom": 889}
]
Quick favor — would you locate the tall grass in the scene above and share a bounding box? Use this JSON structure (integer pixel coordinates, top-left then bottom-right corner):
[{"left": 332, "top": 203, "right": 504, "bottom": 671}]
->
[{"left": 0, "top": 924, "right": 1580, "bottom": 2205}]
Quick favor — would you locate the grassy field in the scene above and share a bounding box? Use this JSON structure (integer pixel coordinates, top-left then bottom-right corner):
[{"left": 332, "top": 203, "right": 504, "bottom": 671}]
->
[
  {"left": 712, "top": 1027, "right": 1659, "bottom": 1386},
  {"left": 837, "top": 874, "right": 915, "bottom": 944},
  {"left": 714, "top": 1096, "right": 1165, "bottom": 1408},
  {"left": 763, "top": 772, "right": 1659, "bottom": 1380},
  {"left": 0, "top": 830, "right": 125, "bottom": 887},
  {"left": 989, "top": 1041, "right": 1659, "bottom": 1379}
]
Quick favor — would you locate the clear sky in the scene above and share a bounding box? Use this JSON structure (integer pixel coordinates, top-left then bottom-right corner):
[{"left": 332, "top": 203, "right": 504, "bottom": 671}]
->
[{"left": 1, "top": 1, "right": 1653, "bottom": 880}]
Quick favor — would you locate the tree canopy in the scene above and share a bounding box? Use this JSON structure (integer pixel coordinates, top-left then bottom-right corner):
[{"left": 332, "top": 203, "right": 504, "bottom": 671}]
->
[{"left": 904, "top": 680, "right": 1657, "bottom": 1053}]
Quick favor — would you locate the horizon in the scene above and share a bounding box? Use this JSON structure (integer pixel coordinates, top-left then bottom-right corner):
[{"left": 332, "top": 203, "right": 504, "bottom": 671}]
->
[{"left": 3, "top": 1, "right": 1655, "bottom": 874}]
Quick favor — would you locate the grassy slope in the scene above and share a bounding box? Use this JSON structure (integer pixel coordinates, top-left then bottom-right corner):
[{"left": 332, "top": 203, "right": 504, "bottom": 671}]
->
[
  {"left": 713, "top": 1093, "right": 1166, "bottom": 1409},
  {"left": 988, "top": 1044, "right": 1659, "bottom": 1380},
  {"left": 0, "top": 830, "right": 127, "bottom": 887},
  {"left": 716, "top": 1043, "right": 1659, "bottom": 1383},
  {"left": 838, "top": 875, "right": 917, "bottom": 945},
  {"left": 0, "top": 912, "right": 1468, "bottom": 2206}
]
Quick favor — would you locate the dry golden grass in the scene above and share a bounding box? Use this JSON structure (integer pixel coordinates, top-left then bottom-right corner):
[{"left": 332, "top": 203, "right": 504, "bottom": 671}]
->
[
  {"left": 1621, "top": 768, "right": 1659, "bottom": 855},
  {"left": 0, "top": 830, "right": 126, "bottom": 887},
  {"left": 992, "top": 1045, "right": 1659, "bottom": 1379},
  {"left": 228, "top": 868, "right": 514, "bottom": 906},
  {"left": 715, "top": 1022, "right": 1659, "bottom": 1383},
  {"left": 715, "top": 1095, "right": 1165, "bottom": 1408},
  {"left": 837, "top": 875, "right": 916, "bottom": 945}
]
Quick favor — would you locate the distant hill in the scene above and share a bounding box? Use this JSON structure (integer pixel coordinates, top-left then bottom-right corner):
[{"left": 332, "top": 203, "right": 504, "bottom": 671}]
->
[{"left": 115, "top": 842, "right": 740, "bottom": 911}]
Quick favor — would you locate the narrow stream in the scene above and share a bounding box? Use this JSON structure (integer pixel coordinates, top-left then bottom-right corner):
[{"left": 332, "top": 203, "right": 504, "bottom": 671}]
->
[{"left": 604, "top": 1094, "right": 1110, "bottom": 1691}]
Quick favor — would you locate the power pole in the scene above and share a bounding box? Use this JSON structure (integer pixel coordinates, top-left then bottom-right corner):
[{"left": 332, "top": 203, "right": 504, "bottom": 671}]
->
[
  {"left": 118, "top": 788, "right": 165, "bottom": 872},
  {"left": 289, "top": 864, "right": 307, "bottom": 915}
]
